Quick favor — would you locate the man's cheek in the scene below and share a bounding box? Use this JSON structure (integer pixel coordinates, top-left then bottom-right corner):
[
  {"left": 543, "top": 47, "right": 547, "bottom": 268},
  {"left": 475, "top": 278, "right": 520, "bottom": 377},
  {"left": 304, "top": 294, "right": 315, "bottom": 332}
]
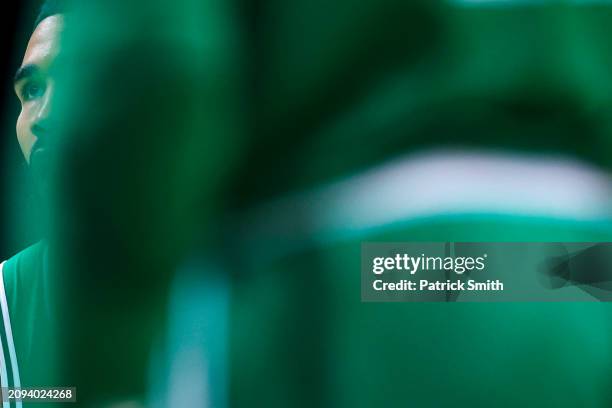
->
[{"left": 16, "top": 112, "right": 34, "bottom": 162}]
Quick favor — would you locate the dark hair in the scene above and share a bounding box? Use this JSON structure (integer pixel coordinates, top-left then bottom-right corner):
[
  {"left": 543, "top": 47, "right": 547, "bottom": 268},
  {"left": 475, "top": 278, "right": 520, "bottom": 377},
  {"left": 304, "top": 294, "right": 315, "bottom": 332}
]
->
[{"left": 34, "top": 0, "right": 66, "bottom": 29}]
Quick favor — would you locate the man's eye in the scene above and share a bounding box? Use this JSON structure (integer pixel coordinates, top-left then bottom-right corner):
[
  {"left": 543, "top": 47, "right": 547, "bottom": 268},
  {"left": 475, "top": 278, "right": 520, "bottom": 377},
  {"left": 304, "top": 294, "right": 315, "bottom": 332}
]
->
[{"left": 22, "top": 81, "right": 45, "bottom": 101}]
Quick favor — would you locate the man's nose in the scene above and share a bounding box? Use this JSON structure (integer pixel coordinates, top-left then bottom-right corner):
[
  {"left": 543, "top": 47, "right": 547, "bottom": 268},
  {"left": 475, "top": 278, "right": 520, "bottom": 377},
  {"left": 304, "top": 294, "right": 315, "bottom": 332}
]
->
[{"left": 31, "top": 83, "right": 54, "bottom": 137}]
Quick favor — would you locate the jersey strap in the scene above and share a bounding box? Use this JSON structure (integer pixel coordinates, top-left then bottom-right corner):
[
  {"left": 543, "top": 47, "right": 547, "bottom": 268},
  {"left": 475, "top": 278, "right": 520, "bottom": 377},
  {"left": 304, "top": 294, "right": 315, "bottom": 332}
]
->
[{"left": 0, "top": 261, "right": 21, "bottom": 408}]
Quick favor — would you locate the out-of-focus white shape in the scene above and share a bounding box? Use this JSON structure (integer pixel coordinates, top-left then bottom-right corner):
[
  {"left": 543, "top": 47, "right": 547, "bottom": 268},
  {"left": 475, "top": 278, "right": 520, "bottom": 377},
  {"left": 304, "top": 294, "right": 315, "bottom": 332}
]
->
[
  {"left": 319, "top": 149, "right": 612, "bottom": 230},
  {"left": 240, "top": 149, "right": 612, "bottom": 261},
  {"left": 148, "top": 260, "right": 230, "bottom": 408}
]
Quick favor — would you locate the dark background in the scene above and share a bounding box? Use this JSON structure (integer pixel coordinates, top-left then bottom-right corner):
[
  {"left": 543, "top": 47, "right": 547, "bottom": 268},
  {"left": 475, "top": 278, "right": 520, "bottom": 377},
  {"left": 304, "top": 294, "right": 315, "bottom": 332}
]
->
[{"left": 0, "top": 1, "right": 42, "bottom": 259}]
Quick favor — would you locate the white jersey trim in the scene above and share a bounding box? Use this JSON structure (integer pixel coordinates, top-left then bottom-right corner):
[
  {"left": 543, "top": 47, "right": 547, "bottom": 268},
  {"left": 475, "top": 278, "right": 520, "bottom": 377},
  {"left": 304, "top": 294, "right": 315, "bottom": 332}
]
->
[{"left": 0, "top": 261, "right": 21, "bottom": 408}]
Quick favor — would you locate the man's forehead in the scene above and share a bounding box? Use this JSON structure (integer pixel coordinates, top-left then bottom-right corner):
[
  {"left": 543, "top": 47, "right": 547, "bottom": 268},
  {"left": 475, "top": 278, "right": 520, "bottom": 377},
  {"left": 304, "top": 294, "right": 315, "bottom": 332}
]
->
[{"left": 21, "top": 15, "right": 64, "bottom": 70}]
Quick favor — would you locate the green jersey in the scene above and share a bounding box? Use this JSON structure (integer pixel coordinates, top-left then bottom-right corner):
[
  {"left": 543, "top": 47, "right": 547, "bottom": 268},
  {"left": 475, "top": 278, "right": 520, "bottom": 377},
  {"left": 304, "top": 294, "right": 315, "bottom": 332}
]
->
[{"left": 1, "top": 242, "right": 57, "bottom": 398}]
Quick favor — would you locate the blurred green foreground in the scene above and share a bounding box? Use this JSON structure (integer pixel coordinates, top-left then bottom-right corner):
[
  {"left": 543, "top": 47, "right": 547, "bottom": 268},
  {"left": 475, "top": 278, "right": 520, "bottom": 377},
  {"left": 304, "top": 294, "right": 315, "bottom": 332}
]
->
[{"left": 11, "top": 0, "right": 612, "bottom": 406}]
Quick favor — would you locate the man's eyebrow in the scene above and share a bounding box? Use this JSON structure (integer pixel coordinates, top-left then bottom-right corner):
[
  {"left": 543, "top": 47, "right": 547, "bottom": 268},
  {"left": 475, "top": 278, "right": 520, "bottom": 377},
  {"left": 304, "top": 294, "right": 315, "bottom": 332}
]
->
[{"left": 13, "top": 64, "right": 40, "bottom": 86}]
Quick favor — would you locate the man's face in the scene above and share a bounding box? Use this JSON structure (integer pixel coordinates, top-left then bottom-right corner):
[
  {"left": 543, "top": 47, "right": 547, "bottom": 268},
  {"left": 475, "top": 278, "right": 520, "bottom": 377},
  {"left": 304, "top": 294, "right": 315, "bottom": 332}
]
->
[{"left": 14, "top": 15, "right": 64, "bottom": 165}]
